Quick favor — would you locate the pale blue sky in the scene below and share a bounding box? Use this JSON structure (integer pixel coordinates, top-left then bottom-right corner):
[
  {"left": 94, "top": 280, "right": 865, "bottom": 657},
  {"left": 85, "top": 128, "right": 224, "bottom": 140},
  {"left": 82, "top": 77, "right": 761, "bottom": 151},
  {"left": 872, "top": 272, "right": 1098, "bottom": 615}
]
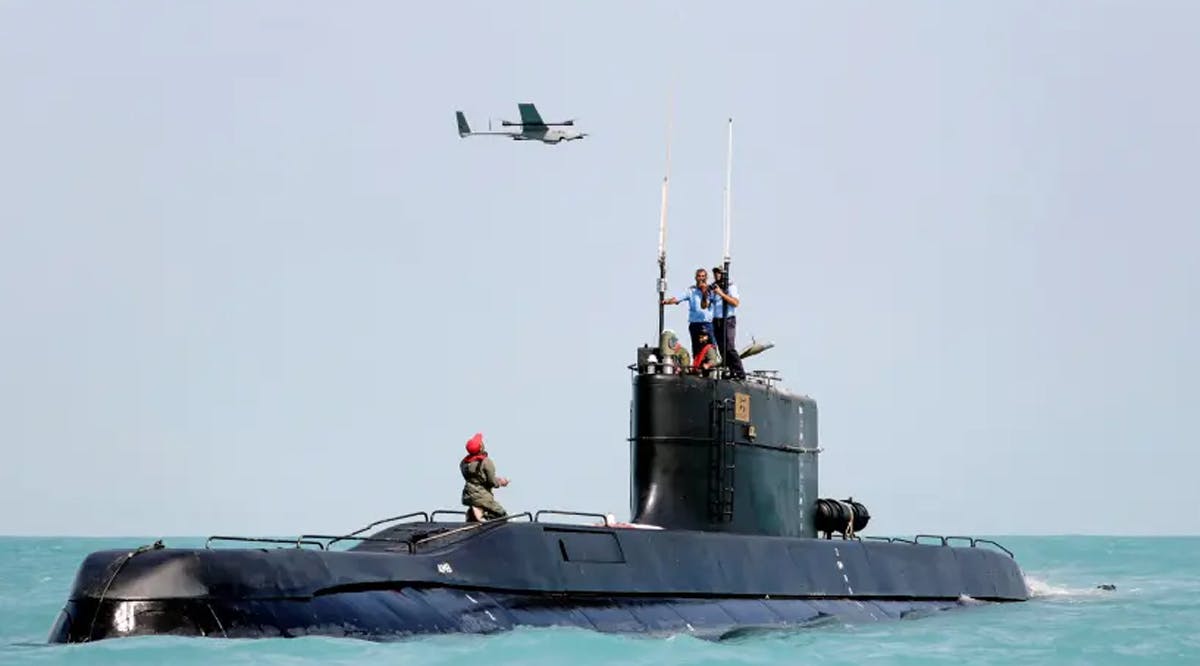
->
[{"left": 1, "top": 2, "right": 1196, "bottom": 536}]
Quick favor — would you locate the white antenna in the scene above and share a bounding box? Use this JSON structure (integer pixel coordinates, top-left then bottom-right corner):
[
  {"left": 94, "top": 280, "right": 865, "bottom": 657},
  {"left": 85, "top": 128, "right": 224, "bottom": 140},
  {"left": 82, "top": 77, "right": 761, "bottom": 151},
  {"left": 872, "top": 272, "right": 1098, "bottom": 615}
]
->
[
  {"left": 658, "top": 95, "right": 673, "bottom": 264},
  {"left": 658, "top": 140, "right": 671, "bottom": 266},
  {"left": 658, "top": 176, "right": 669, "bottom": 264},
  {"left": 656, "top": 91, "right": 674, "bottom": 347},
  {"left": 722, "top": 117, "right": 733, "bottom": 265}
]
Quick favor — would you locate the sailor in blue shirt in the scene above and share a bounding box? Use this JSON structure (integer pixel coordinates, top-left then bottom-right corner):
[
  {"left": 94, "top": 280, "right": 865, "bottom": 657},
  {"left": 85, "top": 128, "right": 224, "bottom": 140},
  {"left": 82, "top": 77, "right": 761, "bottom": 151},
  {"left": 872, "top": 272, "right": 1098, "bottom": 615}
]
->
[
  {"left": 711, "top": 266, "right": 745, "bottom": 380},
  {"left": 662, "top": 267, "right": 717, "bottom": 356}
]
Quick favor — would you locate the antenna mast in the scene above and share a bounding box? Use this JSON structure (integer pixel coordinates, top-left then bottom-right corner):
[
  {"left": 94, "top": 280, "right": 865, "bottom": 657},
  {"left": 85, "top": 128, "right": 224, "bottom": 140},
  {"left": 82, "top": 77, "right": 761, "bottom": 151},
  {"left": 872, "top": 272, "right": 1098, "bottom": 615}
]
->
[
  {"left": 722, "top": 117, "right": 733, "bottom": 277},
  {"left": 718, "top": 118, "right": 734, "bottom": 373},
  {"left": 656, "top": 96, "right": 673, "bottom": 355}
]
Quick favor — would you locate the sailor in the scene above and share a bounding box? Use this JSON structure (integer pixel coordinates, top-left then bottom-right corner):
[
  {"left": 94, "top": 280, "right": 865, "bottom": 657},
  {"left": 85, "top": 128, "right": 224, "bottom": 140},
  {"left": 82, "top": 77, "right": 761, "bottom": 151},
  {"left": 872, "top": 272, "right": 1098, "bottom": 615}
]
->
[
  {"left": 692, "top": 327, "right": 722, "bottom": 374},
  {"left": 659, "top": 329, "right": 691, "bottom": 371},
  {"left": 710, "top": 266, "right": 745, "bottom": 380},
  {"left": 460, "top": 432, "right": 509, "bottom": 522},
  {"left": 662, "top": 268, "right": 716, "bottom": 356}
]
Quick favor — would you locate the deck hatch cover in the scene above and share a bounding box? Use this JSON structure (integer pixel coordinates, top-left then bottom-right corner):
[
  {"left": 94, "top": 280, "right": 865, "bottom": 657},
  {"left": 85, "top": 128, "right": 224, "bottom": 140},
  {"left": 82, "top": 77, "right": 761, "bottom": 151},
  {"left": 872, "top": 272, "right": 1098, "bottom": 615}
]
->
[{"left": 546, "top": 529, "right": 625, "bottom": 563}]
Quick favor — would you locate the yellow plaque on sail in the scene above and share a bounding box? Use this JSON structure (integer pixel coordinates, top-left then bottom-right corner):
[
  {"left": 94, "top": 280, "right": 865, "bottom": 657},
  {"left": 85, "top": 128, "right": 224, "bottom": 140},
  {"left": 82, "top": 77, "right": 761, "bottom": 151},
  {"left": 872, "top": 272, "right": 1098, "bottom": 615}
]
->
[{"left": 734, "top": 393, "right": 751, "bottom": 422}]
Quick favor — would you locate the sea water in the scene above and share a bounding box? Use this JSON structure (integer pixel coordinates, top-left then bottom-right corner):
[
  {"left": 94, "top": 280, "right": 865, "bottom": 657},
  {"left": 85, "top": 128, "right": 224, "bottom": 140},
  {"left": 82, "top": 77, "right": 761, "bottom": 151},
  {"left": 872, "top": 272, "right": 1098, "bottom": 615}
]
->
[{"left": 2, "top": 536, "right": 1198, "bottom": 665}]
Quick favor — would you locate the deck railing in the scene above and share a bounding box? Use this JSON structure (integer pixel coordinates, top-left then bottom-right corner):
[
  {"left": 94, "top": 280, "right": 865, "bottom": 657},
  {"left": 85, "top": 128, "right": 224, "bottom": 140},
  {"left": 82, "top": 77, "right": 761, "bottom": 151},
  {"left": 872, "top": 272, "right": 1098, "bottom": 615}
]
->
[{"left": 203, "top": 511, "right": 1016, "bottom": 559}]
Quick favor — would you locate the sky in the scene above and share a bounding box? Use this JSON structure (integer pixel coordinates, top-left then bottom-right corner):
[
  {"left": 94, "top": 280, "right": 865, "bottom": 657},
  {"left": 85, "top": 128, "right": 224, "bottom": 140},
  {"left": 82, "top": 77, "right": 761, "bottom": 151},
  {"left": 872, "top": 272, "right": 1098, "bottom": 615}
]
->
[{"left": 0, "top": 1, "right": 1196, "bottom": 537}]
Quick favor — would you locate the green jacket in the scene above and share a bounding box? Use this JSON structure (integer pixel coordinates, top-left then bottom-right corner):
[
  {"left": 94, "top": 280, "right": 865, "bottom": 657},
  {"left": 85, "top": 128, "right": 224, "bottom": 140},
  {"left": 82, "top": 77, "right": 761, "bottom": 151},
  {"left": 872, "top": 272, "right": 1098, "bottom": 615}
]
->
[
  {"left": 461, "top": 456, "right": 498, "bottom": 505},
  {"left": 668, "top": 346, "right": 691, "bottom": 368}
]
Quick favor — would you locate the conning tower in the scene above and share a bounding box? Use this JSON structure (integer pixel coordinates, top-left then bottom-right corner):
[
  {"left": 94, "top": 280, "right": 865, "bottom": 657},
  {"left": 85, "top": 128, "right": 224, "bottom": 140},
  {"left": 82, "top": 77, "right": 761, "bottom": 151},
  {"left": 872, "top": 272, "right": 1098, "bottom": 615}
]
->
[{"left": 629, "top": 359, "right": 820, "bottom": 537}]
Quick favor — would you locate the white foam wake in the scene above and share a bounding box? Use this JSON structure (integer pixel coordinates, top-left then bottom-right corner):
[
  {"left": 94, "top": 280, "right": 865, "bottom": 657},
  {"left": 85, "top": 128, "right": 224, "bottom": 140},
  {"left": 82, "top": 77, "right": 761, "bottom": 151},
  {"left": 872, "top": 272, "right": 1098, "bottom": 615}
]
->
[{"left": 1025, "top": 575, "right": 1112, "bottom": 599}]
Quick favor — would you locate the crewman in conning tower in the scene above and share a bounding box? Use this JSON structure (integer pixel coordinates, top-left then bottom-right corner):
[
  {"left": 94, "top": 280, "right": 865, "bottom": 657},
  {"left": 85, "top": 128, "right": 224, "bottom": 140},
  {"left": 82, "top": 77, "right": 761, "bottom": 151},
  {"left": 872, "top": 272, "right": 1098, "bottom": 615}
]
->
[{"left": 460, "top": 432, "right": 509, "bottom": 522}]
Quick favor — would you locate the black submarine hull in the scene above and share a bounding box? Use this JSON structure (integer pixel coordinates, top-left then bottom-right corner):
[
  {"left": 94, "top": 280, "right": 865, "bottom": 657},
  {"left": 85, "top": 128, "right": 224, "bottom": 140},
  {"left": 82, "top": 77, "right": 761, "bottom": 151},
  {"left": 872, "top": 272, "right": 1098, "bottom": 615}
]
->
[
  {"left": 49, "top": 363, "right": 1029, "bottom": 643},
  {"left": 49, "top": 520, "right": 1027, "bottom": 642},
  {"left": 53, "top": 589, "right": 982, "bottom": 641}
]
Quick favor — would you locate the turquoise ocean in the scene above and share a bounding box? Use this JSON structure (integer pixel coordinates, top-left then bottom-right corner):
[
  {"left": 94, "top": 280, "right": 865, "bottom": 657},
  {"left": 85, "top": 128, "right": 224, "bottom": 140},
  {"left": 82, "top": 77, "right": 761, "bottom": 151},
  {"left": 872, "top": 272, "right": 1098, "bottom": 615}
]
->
[{"left": 2, "top": 536, "right": 1197, "bottom": 665}]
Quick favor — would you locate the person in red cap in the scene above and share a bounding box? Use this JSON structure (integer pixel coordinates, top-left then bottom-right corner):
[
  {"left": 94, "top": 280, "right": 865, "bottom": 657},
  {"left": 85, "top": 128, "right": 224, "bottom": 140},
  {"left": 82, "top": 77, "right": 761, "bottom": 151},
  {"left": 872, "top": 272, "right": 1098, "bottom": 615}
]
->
[{"left": 460, "top": 433, "right": 509, "bottom": 522}]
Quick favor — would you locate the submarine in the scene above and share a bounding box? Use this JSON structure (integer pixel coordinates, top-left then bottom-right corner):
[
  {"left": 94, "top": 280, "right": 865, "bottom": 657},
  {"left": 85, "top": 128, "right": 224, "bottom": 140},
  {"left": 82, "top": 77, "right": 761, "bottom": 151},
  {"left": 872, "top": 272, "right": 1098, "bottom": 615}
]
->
[
  {"left": 47, "top": 354, "right": 1028, "bottom": 642},
  {"left": 47, "top": 120, "right": 1027, "bottom": 643}
]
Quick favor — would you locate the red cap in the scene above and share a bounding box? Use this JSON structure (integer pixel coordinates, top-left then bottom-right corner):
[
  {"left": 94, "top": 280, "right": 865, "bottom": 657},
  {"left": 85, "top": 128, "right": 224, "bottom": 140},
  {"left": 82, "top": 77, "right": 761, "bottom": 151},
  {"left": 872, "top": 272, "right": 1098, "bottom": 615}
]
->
[{"left": 465, "top": 433, "right": 484, "bottom": 455}]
